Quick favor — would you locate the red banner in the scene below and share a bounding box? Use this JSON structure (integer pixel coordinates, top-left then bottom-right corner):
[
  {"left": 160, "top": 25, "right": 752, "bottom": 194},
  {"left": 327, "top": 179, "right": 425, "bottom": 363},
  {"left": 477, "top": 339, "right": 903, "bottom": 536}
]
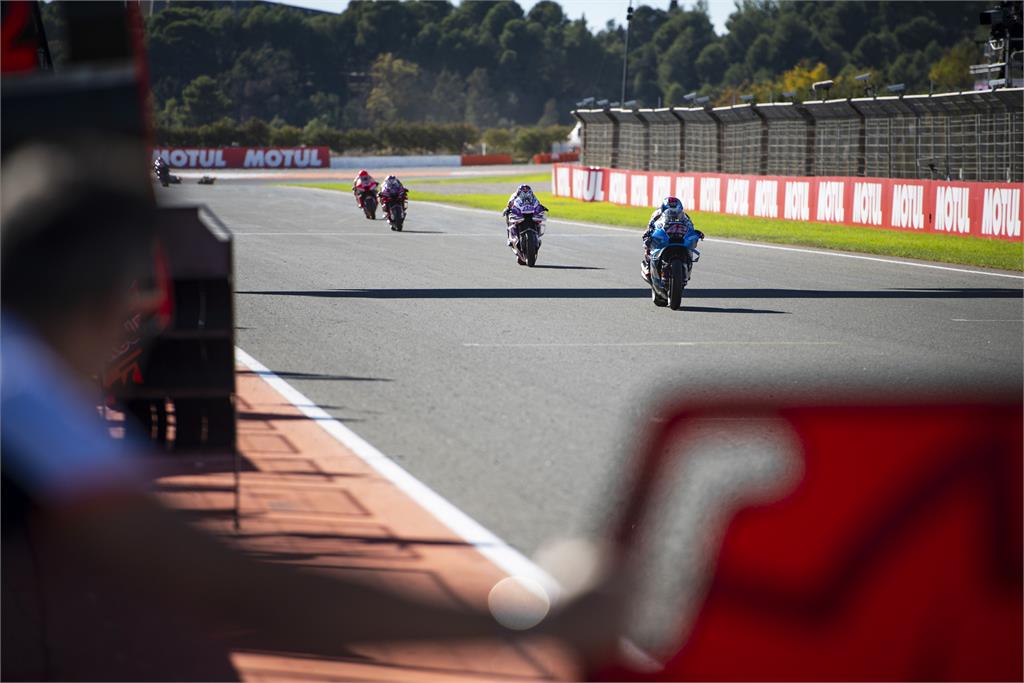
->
[
  {"left": 551, "top": 164, "right": 1023, "bottom": 241},
  {"left": 152, "top": 147, "right": 330, "bottom": 169}
]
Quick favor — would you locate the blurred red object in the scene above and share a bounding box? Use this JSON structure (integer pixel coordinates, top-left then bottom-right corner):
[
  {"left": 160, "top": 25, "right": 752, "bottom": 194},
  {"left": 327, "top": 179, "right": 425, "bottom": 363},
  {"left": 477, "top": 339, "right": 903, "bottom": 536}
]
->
[
  {"left": 1, "top": 1, "right": 47, "bottom": 74},
  {"left": 602, "top": 397, "right": 1022, "bottom": 681}
]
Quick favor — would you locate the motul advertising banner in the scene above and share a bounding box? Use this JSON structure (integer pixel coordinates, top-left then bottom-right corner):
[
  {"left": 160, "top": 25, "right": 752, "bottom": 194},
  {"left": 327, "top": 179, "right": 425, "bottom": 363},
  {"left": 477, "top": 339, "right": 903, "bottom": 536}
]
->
[
  {"left": 552, "top": 164, "right": 1023, "bottom": 241},
  {"left": 152, "top": 147, "right": 330, "bottom": 169}
]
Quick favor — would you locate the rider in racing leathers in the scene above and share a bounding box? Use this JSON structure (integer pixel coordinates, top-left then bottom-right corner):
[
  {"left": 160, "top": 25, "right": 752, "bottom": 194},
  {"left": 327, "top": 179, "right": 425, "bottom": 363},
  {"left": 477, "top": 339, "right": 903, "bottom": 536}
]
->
[
  {"left": 352, "top": 170, "right": 379, "bottom": 208},
  {"left": 502, "top": 184, "right": 549, "bottom": 247},
  {"left": 377, "top": 175, "right": 408, "bottom": 211},
  {"left": 641, "top": 196, "right": 704, "bottom": 282}
]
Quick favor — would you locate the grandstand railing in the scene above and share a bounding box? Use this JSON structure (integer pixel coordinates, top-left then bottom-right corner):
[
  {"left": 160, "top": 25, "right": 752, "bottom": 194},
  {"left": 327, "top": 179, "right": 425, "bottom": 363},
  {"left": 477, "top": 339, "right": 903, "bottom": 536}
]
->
[{"left": 572, "top": 88, "right": 1023, "bottom": 183}]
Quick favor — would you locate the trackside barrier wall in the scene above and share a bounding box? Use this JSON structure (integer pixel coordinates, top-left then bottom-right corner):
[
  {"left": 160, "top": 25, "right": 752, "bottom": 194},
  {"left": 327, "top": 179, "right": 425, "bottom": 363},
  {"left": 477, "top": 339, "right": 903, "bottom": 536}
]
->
[
  {"left": 573, "top": 88, "right": 1023, "bottom": 183},
  {"left": 154, "top": 147, "right": 330, "bottom": 169},
  {"left": 551, "top": 163, "right": 1023, "bottom": 241}
]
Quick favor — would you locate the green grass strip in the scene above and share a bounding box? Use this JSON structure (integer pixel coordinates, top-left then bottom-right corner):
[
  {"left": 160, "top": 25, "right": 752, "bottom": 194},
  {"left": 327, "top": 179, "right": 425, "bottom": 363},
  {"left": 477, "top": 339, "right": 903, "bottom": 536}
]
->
[{"left": 292, "top": 184, "right": 1023, "bottom": 271}]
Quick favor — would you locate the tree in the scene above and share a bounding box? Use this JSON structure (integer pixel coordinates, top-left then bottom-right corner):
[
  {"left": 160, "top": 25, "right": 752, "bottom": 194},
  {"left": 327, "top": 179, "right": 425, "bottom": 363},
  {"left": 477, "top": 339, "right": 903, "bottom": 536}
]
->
[
  {"left": 128, "top": 0, "right": 997, "bottom": 135},
  {"left": 696, "top": 42, "right": 728, "bottom": 85},
  {"left": 269, "top": 123, "right": 302, "bottom": 146},
  {"left": 181, "top": 75, "right": 233, "bottom": 126},
  {"left": 772, "top": 61, "right": 830, "bottom": 101},
  {"left": 302, "top": 117, "right": 344, "bottom": 151},
  {"left": 465, "top": 68, "right": 500, "bottom": 128},
  {"left": 236, "top": 118, "right": 271, "bottom": 146},
  {"left": 428, "top": 70, "right": 467, "bottom": 123},
  {"left": 366, "top": 53, "right": 421, "bottom": 123},
  {"left": 309, "top": 92, "right": 343, "bottom": 128},
  {"left": 929, "top": 39, "right": 978, "bottom": 91},
  {"left": 537, "top": 98, "right": 559, "bottom": 126},
  {"left": 482, "top": 127, "right": 514, "bottom": 153},
  {"left": 226, "top": 45, "right": 303, "bottom": 123}
]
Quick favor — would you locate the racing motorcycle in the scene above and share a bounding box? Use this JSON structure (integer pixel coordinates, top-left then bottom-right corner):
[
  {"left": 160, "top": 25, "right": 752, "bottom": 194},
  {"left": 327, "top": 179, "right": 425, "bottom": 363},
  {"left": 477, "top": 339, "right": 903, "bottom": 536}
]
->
[
  {"left": 153, "top": 157, "right": 181, "bottom": 187},
  {"left": 380, "top": 190, "right": 406, "bottom": 231},
  {"left": 357, "top": 187, "right": 378, "bottom": 220},
  {"left": 646, "top": 220, "right": 701, "bottom": 309},
  {"left": 507, "top": 196, "right": 545, "bottom": 266}
]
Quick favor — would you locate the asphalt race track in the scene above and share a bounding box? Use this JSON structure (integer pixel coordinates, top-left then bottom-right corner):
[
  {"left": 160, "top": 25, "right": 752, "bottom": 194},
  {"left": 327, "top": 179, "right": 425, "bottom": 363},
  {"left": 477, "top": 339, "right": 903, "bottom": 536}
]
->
[{"left": 161, "top": 177, "right": 1023, "bottom": 632}]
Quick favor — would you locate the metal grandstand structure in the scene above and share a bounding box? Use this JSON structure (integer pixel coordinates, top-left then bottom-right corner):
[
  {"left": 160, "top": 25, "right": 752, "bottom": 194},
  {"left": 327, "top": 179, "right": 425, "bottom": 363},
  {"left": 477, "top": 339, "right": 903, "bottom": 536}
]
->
[{"left": 573, "top": 88, "right": 1023, "bottom": 182}]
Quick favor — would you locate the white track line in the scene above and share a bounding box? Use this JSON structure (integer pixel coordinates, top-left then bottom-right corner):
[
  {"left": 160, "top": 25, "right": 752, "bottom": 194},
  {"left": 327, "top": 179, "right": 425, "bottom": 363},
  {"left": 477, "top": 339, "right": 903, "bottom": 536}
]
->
[
  {"left": 408, "top": 199, "right": 1024, "bottom": 281},
  {"left": 236, "top": 346, "right": 662, "bottom": 669},
  {"left": 235, "top": 347, "right": 561, "bottom": 599},
  {"left": 951, "top": 318, "right": 1023, "bottom": 322}
]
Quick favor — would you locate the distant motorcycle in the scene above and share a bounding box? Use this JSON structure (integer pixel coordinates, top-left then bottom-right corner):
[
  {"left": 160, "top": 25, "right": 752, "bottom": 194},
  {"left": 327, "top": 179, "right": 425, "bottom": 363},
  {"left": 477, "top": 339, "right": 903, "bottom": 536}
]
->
[
  {"left": 380, "top": 189, "right": 407, "bottom": 231},
  {"left": 356, "top": 186, "right": 378, "bottom": 219},
  {"left": 646, "top": 220, "right": 701, "bottom": 309},
  {"left": 507, "top": 196, "right": 545, "bottom": 266},
  {"left": 153, "top": 157, "right": 181, "bottom": 187}
]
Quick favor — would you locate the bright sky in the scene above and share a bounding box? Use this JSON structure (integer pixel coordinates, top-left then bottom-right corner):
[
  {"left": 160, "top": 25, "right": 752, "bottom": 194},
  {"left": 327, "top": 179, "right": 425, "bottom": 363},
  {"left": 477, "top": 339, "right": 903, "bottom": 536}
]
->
[{"left": 279, "top": 0, "right": 734, "bottom": 35}]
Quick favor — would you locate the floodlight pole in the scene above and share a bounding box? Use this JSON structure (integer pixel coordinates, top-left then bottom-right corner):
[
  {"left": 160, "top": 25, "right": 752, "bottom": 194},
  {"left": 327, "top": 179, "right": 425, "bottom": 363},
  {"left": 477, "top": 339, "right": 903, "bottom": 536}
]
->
[{"left": 620, "top": 0, "right": 633, "bottom": 106}]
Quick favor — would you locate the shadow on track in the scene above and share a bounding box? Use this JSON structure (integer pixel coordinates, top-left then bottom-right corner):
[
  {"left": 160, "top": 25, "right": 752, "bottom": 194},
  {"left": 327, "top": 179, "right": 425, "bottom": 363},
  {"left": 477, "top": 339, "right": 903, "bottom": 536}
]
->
[
  {"left": 237, "top": 411, "right": 365, "bottom": 423},
  {"left": 239, "top": 369, "right": 392, "bottom": 382},
  {"left": 237, "top": 287, "right": 1021, "bottom": 300},
  {"left": 395, "top": 230, "right": 445, "bottom": 234},
  {"left": 531, "top": 264, "right": 605, "bottom": 270},
  {"left": 689, "top": 287, "right": 1023, "bottom": 299},
  {"left": 239, "top": 287, "right": 651, "bottom": 299},
  {"left": 679, "top": 306, "right": 788, "bottom": 314}
]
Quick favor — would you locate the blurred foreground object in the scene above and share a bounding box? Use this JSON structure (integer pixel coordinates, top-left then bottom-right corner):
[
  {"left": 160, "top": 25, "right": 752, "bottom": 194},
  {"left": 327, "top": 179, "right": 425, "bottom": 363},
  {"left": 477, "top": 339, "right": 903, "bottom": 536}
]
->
[
  {"left": 601, "top": 394, "right": 1022, "bottom": 681},
  {"left": 2, "top": 0, "right": 237, "bottom": 451}
]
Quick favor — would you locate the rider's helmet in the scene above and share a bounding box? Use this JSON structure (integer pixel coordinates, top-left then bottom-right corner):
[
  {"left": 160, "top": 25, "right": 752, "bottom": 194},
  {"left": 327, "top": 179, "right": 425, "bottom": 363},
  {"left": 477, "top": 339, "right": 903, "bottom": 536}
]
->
[
  {"left": 358, "top": 169, "right": 370, "bottom": 179},
  {"left": 660, "top": 196, "right": 684, "bottom": 222},
  {"left": 515, "top": 184, "right": 536, "bottom": 204}
]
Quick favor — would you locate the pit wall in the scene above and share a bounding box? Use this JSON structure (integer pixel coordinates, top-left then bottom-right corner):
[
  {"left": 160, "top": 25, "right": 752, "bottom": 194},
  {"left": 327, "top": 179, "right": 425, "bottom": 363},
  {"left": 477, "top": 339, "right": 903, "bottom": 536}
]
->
[{"left": 552, "top": 163, "right": 1023, "bottom": 241}]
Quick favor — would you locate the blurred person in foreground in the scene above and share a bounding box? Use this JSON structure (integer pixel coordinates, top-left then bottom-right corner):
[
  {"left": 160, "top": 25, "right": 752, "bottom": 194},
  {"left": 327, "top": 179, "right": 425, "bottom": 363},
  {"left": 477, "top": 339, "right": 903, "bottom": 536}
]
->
[{"left": 1, "top": 140, "right": 626, "bottom": 681}]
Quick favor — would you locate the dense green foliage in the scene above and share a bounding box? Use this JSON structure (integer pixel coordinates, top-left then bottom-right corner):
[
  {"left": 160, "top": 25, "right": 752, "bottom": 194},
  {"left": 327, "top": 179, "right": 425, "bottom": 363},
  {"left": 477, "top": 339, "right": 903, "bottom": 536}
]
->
[{"left": 41, "top": 1, "right": 992, "bottom": 128}]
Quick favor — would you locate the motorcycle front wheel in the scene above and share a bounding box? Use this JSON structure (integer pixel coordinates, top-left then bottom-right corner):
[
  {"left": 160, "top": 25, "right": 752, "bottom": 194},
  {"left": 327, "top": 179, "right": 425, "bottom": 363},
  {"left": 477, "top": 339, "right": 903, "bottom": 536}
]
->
[
  {"left": 669, "top": 259, "right": 685, "bottom": 310},
  {"left": 525, "top": 232, "right": 538, "bottom": 267}
]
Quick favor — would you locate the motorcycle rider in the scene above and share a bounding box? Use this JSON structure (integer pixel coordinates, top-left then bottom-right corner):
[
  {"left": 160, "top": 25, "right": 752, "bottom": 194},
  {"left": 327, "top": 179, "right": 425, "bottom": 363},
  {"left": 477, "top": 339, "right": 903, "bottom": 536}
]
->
[
  {"left": 352, "top": 169, "right": 379, "bottom": 208},
  {"left": 378, "top": 175, "right": 408, "bottom": 207},
  {"left": 378, "top": 175, "right": 408, "bottom": 228},
  {"left": 153, "top": 156, "right": 170, "bottom": 185},
  {"left": 502, "top": 184, "right": 548, "bottom": 248},
  {"left": 641, "top": 196, "right": 704, "bottom": 283}
]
